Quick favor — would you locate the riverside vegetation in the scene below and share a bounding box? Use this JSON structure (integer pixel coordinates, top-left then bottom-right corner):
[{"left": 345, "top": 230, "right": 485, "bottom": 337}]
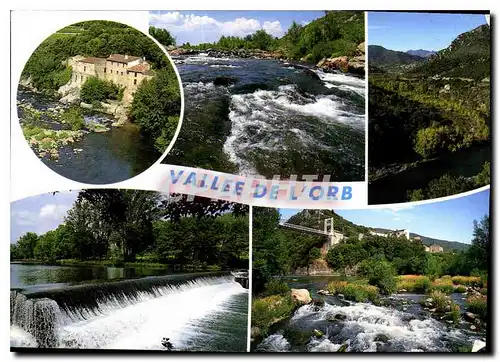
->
[
  {"left": 251, "top": 208, "right": 489, "bottom": 352},
  {"left": 368, "top": 23, "right": 490, "bottom": 203},
  {"left": 11, "top": 190, "right": 249, "bottom": 272},
  {"left": 18, "top": 21, "right": 180, "bottom": 183}
]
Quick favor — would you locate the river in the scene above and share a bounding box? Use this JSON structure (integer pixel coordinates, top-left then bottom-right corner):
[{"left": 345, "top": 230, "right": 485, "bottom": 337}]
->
[
  {"left": 369, "top": 144, "right": 491, "bottom": 204},
  {"left": 252, "top": 276, "right": 486, "bottom": 352},
  {"left": 163, "top": 54, "right": 366, "bottom": 180},
  {"left": 17, "top": 86, "right": 161, "bottom": 184},
  {"left": 10, "top": 263, "right": 248, "bottom": 351}
]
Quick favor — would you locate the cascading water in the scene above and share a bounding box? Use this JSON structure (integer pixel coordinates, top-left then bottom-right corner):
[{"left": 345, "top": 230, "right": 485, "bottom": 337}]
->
[
  {"left": 255, "top": 301, "right": 484, "bottom": 352},
  {"left": 166, "top": 55, "right": 365, "bottom": 180},
  {"left": 11, "top": 274, "right": 248, "bottom": 351}
]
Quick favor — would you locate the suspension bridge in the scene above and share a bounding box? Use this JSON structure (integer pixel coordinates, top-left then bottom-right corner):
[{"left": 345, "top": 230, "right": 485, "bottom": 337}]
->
[{"left": 278, "top": 211, "right": 345, "bottom": 254}]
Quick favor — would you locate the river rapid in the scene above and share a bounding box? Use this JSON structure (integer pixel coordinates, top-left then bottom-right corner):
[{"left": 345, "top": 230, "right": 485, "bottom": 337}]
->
[{"left": 164, "top": 54, "right": 366, "bottom": 180}]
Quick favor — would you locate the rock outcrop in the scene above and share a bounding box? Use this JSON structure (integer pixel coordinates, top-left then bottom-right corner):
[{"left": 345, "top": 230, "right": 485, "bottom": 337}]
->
[
  {"left": 316, "top": 41, "right": 365, "bottom": 76},
  {"left": 294, "top": 259, "right": 336, "bottom": 276},
  {"left": 290, "top": 288, "right": 312, "bottom": 304},
  {"left": 58, "top": 82, "right": 80, "bottom": 104}
]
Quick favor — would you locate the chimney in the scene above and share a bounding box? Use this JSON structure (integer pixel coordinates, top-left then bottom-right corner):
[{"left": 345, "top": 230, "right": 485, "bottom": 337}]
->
[{"left": 125, "top": 54, "right": 129, "bottom": 59}]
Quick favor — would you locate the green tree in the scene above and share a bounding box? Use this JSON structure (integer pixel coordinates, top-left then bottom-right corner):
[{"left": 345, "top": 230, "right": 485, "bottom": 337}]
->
[
  {"left": 149, "top": 26, "right": 176, "bottom": 46},
  {"left": 15, "top": 232, "right": 39, "bottom": 259},
  {"left": 466, "top": 215, "right": 489, "bottom": 271},
  {"left": 80, "top": 76, "right": 120, "bottom": 103},
  {"left": 326, "top": 242, "right": 368, "bottom": 274},
  {"left": 129, "top": 68, "right": 181, "bottom": 153},
  {"left": 359, "top": 258, "right": 397, "bottom": 295},
  {"left": 252, "top": 208, "right": 288, "bottom": 294}
]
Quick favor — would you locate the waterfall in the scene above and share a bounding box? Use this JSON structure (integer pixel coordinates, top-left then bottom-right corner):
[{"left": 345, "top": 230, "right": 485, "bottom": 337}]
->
[{"left": 11, "top": 273, "right": 248, "bottom": 350}]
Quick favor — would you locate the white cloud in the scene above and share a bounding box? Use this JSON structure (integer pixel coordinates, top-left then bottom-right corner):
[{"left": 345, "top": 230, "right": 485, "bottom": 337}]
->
[
  {"left": 39, "top": 203, "right": 71, "bottom": 220},
  {"left": 263, "top": 21, "right": 284, "bottom": 37},
  {"left": 150, "top": 12, "right": 284, "bottom": 43},
  {"left": 12, "top": 210, "right": 38, "bottom": 226}
]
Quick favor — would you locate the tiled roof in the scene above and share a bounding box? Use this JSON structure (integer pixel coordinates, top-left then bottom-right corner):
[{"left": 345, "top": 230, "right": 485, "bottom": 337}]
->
[
  {"left": 79, "top": 57, "right": 106, "bottom": 64},
  {"left": 107, "top": 54, "right": 141, "bottom": 63},
  {"left": 127, "top": 63, "right": 150, "bottom": 73}
]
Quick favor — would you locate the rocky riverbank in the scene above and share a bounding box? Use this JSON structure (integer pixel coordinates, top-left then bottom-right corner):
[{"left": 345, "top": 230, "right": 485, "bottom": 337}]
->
[
  {"left": 17, "top": 87, "right": 122, "bottom": 160},
  {"left": 166, "top": 42, "right": 366, "bottom": 77},
  {"left": 252, "top": 278, "right": 487, "bottom": 352}
]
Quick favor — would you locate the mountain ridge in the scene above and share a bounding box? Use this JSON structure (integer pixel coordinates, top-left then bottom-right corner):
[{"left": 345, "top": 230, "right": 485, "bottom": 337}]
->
[{"left": 406, "top": 49, "right": 436, "bottom": 58}]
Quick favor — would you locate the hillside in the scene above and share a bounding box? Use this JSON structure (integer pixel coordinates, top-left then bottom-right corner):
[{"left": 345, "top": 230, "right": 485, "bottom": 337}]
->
[
  {"left": 286, "top": 209, "right": 370, "bottom": 238},
  {"left": 410, "top": 24, "right": 490, "bottom": 80},
  {"left": 372, "top": 228, "right": 468, "bottom": 252},
  {"left": 368, "top": 45, "right": 425, "bottom": 70},
  {"left": 406, "top": 49, "right": 435, "bottom": 58}
]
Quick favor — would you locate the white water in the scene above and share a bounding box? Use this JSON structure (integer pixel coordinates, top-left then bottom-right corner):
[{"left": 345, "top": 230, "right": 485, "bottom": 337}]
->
[
  {"left": 223, "top": 84, "right": 364, "bottom": 175},
  {"left": 11, "top": 277, "right": 247, "bottom": 350},
  {"left": 315, "top": 70, "right": 366, "bottom": 96},
  {"left": 258, "top": 302, "right": 475, "bottom": 352}
]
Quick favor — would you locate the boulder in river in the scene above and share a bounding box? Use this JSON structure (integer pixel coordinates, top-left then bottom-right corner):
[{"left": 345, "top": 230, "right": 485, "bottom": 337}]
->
[
  {"left": 464, "top": 312, "right": 476, "bottom": 322},
  {"left": 317, "top": 289, "right": 329, "bottom": 296},
  {"left": 291, "top": 288, "right": 312, "bottom": 304},
  {"left": 214, "top": 76, "right": 238, "bottom": 86}
]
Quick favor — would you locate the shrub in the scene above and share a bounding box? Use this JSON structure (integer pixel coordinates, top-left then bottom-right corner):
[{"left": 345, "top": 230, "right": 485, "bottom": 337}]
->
[
  {"left": 261, "top": 279, "right": 290, "bottom": 297},
  {"left": 454, "top": 285, "right": 467, "bottom": 293},
  {"left": 81, "top": 76, "right": 120, "bottom": 103},
  {"left": 359, "top": 259, "right": 397, "bottom": 295},
  {"left": 480, "top": 288, "right": 488, "bottom": 295},
  {"left": 252, "top": 294, "right": 297, "bottom": 336},
  {"left": 429, "top": 278, "right": 454, "bottom": 294},
  {"left": 429, "top": 290, "right": 448, "bottom": 310},
  {"left": 396, "top": 275, "right": 431, "bottom": 293},
  {"left": 327, "top": 280, "right": 378, "bottom": 302},
  {"left": 451, "top": 276, "right": 481, "bottom": 286},
  {"left": 466, "top": 295, "right": 487, "bottom": 319},
  {"left": 61, "top": 107, "right": 85, "bottom": 131}
]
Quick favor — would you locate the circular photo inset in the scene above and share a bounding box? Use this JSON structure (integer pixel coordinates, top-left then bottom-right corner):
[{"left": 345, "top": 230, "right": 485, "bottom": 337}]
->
[{"left": 17, "top": 20, "right": 183, "bottom": 184}]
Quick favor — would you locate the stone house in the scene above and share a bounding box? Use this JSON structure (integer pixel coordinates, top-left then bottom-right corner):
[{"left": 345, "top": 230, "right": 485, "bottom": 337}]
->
[{"left": 69, "top": 53, "right": 154, "bottom": 104}]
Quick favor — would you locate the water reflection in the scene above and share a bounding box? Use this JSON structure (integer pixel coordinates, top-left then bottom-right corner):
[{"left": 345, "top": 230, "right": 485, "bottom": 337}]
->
[{"left": 11, "top": 263, "right": 171, "bottom": 290}]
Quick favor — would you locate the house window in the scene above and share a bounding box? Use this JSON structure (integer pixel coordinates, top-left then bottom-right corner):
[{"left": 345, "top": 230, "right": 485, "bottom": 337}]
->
[
  {"left": 121, "top": 72, "right": 123, "bottom": 76},
  {"left": 104, "top": 68, "right": 106, "bottom": 73},
  {"left": 135, "top": 72, "right": 137, "bottom": 77},
  {"left": 84, "top": 66, "right": 86, "bottom": 72},
  {"left": 134, "top": 79, "right": 137, "bottom": 85}
]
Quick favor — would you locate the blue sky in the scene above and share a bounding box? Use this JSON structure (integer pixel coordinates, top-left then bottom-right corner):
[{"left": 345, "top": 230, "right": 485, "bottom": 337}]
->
[
  {"left": 279, "top": 189, "right": 490, "bottom": 244},
  {"left": 368, "top": 12, "right": 488, "bottom": 51},
  {"left": 10, "top": 191, "right": 78, "bottom": 243},
  {"left": 149, "top": 11, "right": 325, "bottom": 45}
]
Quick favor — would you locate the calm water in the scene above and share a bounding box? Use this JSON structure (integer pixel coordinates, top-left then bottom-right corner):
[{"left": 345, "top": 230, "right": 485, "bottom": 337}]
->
[
  {"left": 164, "top": 55, "right": 365, "bottom": 180},
  {"left": 253, "top": 276, "right": 485, "bottom": 352},
  {"left": 17, "top": 87, "right": 161, "bottom": 184},
  {"left": 10, "top": 263, "right": 171, "bottom": 292},
  {"left": 369, "top": 144, "right": 491, "bottom": 204}
]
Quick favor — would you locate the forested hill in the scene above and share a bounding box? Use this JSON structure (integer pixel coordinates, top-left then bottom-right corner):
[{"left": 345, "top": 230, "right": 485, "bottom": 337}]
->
[
  {"left": 372, "top": 227, "right": 468, "bottom": 252},
  {"left": 286, "top": 210, "right": 370, "bottom": 238},
  {"left": 410, "top": 24, "right": 490, "bottom": 80},
  {"left": 368, "top": 45, "right": 425, "bottom": 69}
]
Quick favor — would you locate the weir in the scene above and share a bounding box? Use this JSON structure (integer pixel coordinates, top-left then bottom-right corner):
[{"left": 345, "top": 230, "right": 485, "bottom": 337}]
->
[{"left": 11, "top": 272, "right": 244, "bottom": 349}]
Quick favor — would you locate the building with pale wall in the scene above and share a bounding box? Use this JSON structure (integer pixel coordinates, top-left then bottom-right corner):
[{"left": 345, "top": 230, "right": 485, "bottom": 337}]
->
[
  {"left": 369, "top": 229, "right": 411, "bottom": 240},
  {"left": 427, "top": 244, "right": 444, "bottom": 253},
  {"left": 70, "top": 54, "right": 154, "bottom": 104}
]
